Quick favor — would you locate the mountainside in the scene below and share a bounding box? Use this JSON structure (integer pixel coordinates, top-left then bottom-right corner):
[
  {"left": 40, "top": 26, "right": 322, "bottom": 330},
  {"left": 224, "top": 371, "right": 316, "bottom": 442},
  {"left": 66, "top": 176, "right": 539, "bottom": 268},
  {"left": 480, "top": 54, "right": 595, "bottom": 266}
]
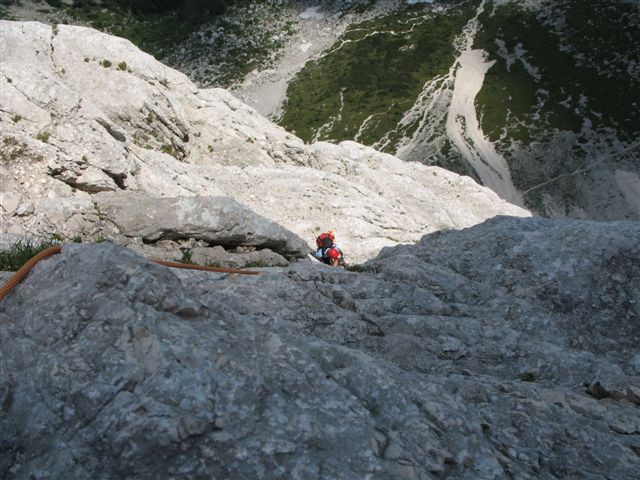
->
[
  {"left": 276, "top": 0, "right": 640, "bottom": 219},
  {"left": 4, "top": 1, "right": 637, "bottom": 219},
  {"left": 0, "top": 20, "right": 527, "bottom": 263},
  {"left": 2, "top": 216, "right": 639, "bottom": 479},
  {"left": 1, "top": 10, "right": 640, "bottom": 480}
]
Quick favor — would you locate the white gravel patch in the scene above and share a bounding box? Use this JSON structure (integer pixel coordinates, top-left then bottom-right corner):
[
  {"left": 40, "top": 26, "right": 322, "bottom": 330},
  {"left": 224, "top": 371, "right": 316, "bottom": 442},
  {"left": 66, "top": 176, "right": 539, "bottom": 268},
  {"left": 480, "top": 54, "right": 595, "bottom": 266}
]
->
[
  {"left": 446, "top": 48, "right": 524, "bottom": 207},
  {"left": 299, "top": 6, "right": 325, "bottom": 20},
  {"left": 445, "top": 0, "right": 524, "bottom": 207}
]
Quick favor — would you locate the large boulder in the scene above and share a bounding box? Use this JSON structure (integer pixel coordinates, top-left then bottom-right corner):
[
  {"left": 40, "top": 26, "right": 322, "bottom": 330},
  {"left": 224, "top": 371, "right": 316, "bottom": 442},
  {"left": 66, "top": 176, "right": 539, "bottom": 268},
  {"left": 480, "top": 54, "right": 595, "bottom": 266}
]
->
[
  {"left": 1, "top": 216, "right": 639, "bottom": 479},
  {"left": 94, "top": 193, "right": 310, "bottom": 258}
]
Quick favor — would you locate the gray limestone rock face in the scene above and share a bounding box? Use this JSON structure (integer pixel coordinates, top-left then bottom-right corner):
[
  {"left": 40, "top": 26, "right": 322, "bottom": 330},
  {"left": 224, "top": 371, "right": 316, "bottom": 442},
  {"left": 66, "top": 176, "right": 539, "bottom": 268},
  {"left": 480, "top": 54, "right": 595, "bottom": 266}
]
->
[
  {"left": 126, "top": 242, "right": 290, "bottom": 269},
  {"left": 94, "top": 193, "right": 311, "bottom": 258},
  {"left": 1, "top": 216, "right": 639, "bottom": 479}
]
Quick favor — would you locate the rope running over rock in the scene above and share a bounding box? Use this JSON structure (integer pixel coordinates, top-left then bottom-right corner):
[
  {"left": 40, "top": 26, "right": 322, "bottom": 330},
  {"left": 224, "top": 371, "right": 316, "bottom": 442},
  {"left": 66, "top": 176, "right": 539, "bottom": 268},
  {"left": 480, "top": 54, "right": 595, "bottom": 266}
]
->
[{"left": 0, "top": 245, "right": 262, "bottom": 302}]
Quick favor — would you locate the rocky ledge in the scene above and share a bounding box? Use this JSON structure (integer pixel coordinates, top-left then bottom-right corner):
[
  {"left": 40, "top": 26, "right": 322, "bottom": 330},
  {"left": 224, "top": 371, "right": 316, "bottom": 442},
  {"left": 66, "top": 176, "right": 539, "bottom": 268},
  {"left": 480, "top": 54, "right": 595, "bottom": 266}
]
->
[{"left": 2, "top": 216, "right": 639, "bottom": 479}]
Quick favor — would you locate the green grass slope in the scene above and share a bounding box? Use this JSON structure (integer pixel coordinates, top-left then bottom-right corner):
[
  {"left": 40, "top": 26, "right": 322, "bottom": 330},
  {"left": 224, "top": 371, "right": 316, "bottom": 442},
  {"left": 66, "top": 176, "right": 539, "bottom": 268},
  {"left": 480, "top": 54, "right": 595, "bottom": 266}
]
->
[
  {"left": 474, "top": 0, "right": 639, "bottom": 217},
  {"left": 279, "top": 1, "right": 478, "bottom": 148}
]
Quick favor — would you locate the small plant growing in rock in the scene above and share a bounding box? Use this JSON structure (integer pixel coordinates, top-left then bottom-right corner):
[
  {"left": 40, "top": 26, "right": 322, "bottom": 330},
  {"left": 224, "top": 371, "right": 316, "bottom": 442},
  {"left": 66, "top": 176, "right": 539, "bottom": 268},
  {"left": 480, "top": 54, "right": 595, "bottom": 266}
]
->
[
  {"left": 0, "top": 137, "right": 26, "bottom": 162},
  {"left": 12, "top": 115, "right": 22, "bottom": 123},
  {"left": 207, "top": 145, "right": 213, "bottom": 153},
  {"left": 84, "top": 57, "right": 90, "bottom": 62},
  {"left": 0, "top": 238, "right": 61, "bottom": 271},
  {"left": 345, "top": 264, "right": 374, "bottom": 273},
  {"left": 101, "top": 59, "right": 112, "bottom": 68},
  {"left": 118, "top": 61, "right": 127, "bottom": 71},
  {"left": 52, "top": 23, "right": 58, "bottom": 36},
  {"left": 242, "top": 260, "right": 268, "bottom": 268},
  {"left": 160, "top": 144, "right": 177, "bottom": 157},
  {"left": 179, "top": 250, "right": 194, "bottom": 264},
  {"left": 36, "top": 131, "right": 50, "bottom": 143}
]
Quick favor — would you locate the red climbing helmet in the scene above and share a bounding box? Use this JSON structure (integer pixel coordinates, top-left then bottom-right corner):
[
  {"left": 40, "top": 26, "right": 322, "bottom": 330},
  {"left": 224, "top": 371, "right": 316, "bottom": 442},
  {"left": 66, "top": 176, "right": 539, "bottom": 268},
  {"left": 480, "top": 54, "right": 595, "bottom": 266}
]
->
[{"left": 316, "top": 230, "right": 336, "bottom": 248}]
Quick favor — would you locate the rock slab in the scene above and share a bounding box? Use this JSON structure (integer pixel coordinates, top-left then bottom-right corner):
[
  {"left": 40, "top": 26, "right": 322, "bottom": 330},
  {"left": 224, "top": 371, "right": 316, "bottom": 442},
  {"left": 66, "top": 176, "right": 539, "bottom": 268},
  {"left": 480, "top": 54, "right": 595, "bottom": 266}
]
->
[
  {"left": 95, "top": 193, "right": 310, "bottom": 258},
  {"left": 1, "top": 216, "right": 639, "bottom": 479}
]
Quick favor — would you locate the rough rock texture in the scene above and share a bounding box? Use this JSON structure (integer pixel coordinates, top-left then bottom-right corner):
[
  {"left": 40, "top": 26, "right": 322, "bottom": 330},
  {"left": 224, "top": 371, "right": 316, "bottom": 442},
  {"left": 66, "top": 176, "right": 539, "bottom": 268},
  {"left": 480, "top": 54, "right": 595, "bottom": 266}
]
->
[
  {"left": 94, "top": 193, "right": 310, "bottom": 259},
  {"left": 129, "top": 242, "right": 291, "bottom": 269},
  {"left": 0, "top": 192, "right": 308, "bottom": 266},
  {"left": 2, "top": 216, "right": 639, "bottom": 479},
  {"left": 0, "top": 20, "right": 529, "bottom": 262}
]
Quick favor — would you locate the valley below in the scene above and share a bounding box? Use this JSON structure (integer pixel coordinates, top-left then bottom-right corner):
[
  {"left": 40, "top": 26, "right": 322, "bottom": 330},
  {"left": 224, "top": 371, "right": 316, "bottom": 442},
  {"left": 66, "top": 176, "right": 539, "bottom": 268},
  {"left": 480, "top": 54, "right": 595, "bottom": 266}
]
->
[{"left": 3, "top": 0, "right": 638, "bottom": 218}]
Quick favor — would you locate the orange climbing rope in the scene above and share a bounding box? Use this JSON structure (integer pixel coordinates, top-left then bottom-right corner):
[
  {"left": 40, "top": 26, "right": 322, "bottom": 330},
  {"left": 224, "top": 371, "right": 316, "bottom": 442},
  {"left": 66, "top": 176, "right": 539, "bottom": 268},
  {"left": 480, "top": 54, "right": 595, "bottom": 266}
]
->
[
  {"left": 0, "top": 245, "right": 62, "bottom": 302},
  {"left": 0, "top": 245, "right": 262, "bottom": 302}
]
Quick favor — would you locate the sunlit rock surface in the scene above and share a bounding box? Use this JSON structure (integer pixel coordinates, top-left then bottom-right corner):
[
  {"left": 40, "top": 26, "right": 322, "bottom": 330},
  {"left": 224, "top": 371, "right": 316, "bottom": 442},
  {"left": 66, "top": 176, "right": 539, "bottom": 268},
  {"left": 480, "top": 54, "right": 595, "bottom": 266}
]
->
[{"left": 0, "top": 20, "right": 528, "bottom": 263}]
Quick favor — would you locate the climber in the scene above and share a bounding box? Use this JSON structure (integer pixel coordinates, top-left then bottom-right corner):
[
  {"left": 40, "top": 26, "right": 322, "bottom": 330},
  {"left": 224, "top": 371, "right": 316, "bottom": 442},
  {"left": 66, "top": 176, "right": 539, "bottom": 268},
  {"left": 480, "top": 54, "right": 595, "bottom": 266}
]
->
[{"left": 315, "top": 230, "right": 348, "bottom": 267}]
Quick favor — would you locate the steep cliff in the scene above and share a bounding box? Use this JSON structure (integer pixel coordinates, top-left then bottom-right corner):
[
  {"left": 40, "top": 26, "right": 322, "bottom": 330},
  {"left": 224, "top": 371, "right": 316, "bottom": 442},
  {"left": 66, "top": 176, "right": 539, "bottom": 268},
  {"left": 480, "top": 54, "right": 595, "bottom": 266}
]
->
[
  {"left": 0, "top": 20, "right": 527, "bottom": 263},
  {"left": 1, "top": 17, "right": 638, "bottom": 480}
]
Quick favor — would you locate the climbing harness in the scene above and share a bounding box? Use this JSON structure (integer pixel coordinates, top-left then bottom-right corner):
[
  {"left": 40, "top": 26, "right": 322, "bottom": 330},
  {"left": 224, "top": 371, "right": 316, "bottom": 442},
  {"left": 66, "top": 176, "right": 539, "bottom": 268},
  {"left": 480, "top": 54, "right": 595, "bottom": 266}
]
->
[{"left": 0, "top": 245, "right": 262, "bottom": 302}]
